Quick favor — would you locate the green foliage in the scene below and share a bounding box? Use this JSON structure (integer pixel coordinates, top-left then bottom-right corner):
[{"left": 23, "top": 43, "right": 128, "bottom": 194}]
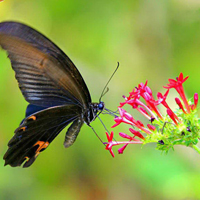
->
[{"left": 151, "top": 109, "right": 200, "bottom": 152}]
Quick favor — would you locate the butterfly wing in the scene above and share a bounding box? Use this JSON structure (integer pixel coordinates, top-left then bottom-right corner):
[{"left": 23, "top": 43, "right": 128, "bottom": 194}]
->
[
  {"left": 4, "top": 105, "right": 83, "bottom": 167},
  {"left": 0, "top": 21, "right": 94, "bottom": 167},
  {"left": 0, "top": 21, "right": 91, "bottom": 108}
]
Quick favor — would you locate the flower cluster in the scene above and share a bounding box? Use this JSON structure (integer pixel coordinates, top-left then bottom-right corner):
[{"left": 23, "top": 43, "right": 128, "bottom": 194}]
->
[{"left": 104, "top": 73, "right": 200, "bottom": 157}]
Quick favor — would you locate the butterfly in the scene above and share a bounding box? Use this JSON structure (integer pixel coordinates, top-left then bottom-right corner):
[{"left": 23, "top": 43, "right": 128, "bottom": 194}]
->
[{"left": 0, "top": 21, "right": 105, "bottom": 167}]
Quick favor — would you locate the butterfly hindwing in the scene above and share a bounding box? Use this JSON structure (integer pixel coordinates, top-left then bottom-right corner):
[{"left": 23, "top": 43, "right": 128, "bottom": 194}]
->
[
  {"left": 25, "top": 104, "right": 49, "bottom": 118},
  {"left": 4, "top": 105, "right": 83, "bottom": 167}
]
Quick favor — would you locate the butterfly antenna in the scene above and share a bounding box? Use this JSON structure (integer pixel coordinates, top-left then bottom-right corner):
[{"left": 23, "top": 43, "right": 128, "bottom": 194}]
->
[{"left": 99, "top": 62, "right": 119, "bottom": 102}]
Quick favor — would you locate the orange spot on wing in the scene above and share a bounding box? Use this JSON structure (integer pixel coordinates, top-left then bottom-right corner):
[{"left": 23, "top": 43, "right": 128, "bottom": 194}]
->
[
  {"left": 24, "top": 156, "right": 30, "bottom": 162},
  {"left": 18, "top": 127, "right": 26, "bottom": 132},
  {"left": 33, "top": 141, "right": 49, "bottom": 157},
  {"left": 35, "top": 152, "right": 40, "bottom": 157},
  {"left": 28, "top": 115, "right": 36, "bottom": 121}
]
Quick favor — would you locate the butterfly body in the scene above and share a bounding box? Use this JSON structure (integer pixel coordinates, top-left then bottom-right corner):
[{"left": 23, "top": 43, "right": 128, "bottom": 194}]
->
[{"left": 0, "top": 21, "right": 104, "bottom": 167}]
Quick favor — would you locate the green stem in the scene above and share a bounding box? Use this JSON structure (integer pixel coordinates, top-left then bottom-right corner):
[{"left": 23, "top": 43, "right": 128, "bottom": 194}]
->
[{"left": 192, "top": 145, "right": 200, "bottom": 154}]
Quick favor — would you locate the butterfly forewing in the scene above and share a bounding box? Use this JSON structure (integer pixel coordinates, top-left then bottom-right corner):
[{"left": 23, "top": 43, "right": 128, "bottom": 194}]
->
[{"left": 0, "top": 22, "right": 91, "bottom": 108}]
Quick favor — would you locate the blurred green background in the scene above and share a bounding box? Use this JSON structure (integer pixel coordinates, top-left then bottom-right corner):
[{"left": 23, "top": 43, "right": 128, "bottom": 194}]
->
[{"left": 0, "top": 0, "right": 200, "bottom": 199}]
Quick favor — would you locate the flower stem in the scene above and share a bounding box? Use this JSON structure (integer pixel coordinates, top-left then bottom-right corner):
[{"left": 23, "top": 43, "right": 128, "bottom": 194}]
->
[{"left": 192, "top": 145, "right": 200, "bottom": 154}]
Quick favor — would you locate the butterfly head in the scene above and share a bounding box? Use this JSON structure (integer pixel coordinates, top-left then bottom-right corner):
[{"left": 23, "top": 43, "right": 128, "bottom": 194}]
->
[
  {"left": 84, "top": 101, "right": 105, "bottom": 124},
  {"left": 90, "top": 101, "right": 105, "bottom": 114},
  {"left": 97, "top": 101, "right": 105, "bottom": 111}
]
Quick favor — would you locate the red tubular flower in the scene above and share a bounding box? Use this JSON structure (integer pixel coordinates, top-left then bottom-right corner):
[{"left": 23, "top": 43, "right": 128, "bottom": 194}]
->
[
  {"left": 112, "top": 116, "right": 134, "bottom": 128},
  {"left": 137, "top": 120, "right": 144, "bottom": 127},
  {"left": 119, "top": 132, "right": 133, "bottom": 140},
  {"left": 118, "top": 144, "right": 128, "bottom": 154},
  {"left": 143, "top": 92, "right": 152, "bottom": 101},
  {"left": 147, "top": 124, "right": 156, "bottom": 131},
  {"left": 175, "top": 98, "right": 186, "bottom": 114},
  {"left": 145, "top": 86, "right": 152, "bottom": 96},
  {"left": 113, "top": 107, "right": 152, "bottom": 134},
  {"left": 113, "top": 108, "right": 137, "bottom": 126},
  {"left": 193, "top": 93, "right": 198, "bottom": 110},
  {"left": 164, "top": 73, "right": 190, "bottom": 113},
  {"left": 105, "top": 131, "right": 143, "bottom": 157},
  {"left": 146, "top": 100, "right": 163, "bottom": 120},
  {"left": 104, "top": 72, "right": 199, "bottom": 157},
  {"left": 157, "top": 90, "right": 169, "bottom": 107},
  {"left": 111, "top": 117, "right": 123, "bottom": 128},
  {"left": 134, "top": 82, "right": 164, "bottom": 119},
  {"left": 119, "top": 102, "right": 126, "bottom": 107},
  {"left": 156, "top": 90, "right": 181, "bottom": 122},
  {"left": 129, "top": 81, "right": 149, "bottom": 100},
  {"left": 139, "top": 107, "right": 149, "bottom": 116},
  {"left": 157, "top": 90, "right": 181, "bottom": 120},
  {"left": 137, "top": 107, "right": 151, "bottom": 120},
  {"left": 167, "top": 109, "right": 178, "bottom": 126},
  {"left": 129, "top": 128, "right": 145, "bottom": 140},
  {"left": 121, "top": 97, "right": 158, "bottom": 120},
  {"left": 105, "top": 131, "right": 115, "bottom": 157},
  {"left": 123, "top": 111, "right": 134, "bottom": 121}
]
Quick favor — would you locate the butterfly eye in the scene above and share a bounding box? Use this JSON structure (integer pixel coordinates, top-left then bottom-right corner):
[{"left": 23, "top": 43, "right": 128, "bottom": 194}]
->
[{"left": 98, "top": 102, "right": 104, "bottom": 111}]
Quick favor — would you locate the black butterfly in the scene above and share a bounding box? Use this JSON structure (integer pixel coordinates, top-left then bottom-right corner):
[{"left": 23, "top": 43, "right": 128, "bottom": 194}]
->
[{"left": 0, "top": 21, "right": 105, "bottom": 167}]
